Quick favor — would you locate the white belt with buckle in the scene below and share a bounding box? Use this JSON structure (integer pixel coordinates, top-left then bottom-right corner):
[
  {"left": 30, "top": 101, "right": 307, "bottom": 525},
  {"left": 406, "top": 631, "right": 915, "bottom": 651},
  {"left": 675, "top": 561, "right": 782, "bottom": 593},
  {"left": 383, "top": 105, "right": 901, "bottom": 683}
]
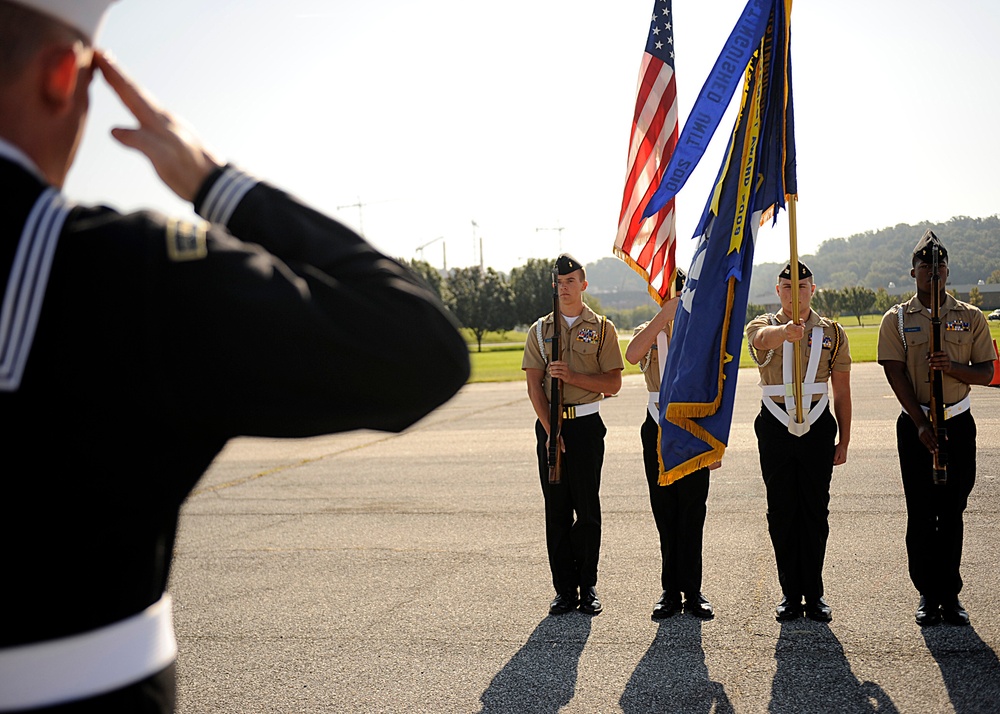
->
[
  {"left": 0, "top": 594, "right": 177, "bottom": 711},
  {"left": 563, "top": 402, "right": 600, "bottom": 419},
  {"left": 913, "top": 394, "right": 972, "bottom": 421}
]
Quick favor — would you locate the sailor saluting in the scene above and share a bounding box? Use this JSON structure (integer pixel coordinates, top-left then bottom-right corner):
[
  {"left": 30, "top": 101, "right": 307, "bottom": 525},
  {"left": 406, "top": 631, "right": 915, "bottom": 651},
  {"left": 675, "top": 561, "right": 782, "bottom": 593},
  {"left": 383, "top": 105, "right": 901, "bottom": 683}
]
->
[{"left": 0, "top": 1, "right": 468, "bottom": 710}]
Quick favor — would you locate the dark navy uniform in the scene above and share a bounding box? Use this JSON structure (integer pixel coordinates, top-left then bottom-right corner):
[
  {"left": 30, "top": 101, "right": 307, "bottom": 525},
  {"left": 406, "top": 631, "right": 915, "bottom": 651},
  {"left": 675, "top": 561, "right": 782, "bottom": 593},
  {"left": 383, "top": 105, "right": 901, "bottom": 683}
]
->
[{"left": 0, "top": 154, "right": 469, "bottom": 710}]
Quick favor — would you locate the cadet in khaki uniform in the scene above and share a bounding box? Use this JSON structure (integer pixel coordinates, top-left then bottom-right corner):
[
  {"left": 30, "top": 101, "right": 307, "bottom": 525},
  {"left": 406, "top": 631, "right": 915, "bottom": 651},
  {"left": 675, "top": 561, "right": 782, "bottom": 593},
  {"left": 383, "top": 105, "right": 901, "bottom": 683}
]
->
[
  {"left": 746, "top": 262, "right": 852, "bottom": 623},
  {"left": 625, "top": 273, "right": 715, "bottom": 621},
  {"left": 522, "top": 254, "right": 624, "bottom": 616},
  {"left": 877, "top": 230, "right": 995, "bottom": 627}
]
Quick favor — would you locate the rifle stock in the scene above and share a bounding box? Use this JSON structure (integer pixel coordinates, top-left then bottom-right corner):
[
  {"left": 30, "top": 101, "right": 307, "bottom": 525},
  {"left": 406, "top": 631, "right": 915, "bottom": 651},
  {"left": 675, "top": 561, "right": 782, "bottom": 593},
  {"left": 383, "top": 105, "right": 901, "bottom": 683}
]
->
[
  {"left": 548, "top": 265, "right": 563, "bottom": 484},
  {"left": 928, "top": 244, "right": 948, "bottom": 485}
]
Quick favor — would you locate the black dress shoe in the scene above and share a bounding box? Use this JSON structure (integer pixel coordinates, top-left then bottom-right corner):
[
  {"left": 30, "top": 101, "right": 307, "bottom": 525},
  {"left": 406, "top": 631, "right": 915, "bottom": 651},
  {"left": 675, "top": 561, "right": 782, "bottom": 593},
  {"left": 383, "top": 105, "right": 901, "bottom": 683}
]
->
[
  {"left": 804, "top": 597, "right": 832, "bottom": 623},
  {"left": 915, "top": 596, "right": 942, "bottom": 626},
  {"left": 941, "top": 598, "right": 970, "bottom": 626},
  {"left": 579, "top": 586, "right": 603, "bottom": 615},
  {"left": 651, "top": 591, "right": 682, "bottom": 620},
  {"left": 549, "top": 591, "right": 579, "bottom": 615},
  {"left": 775, "top": 596, "right": 803, "bottom": 622},
  {"left": 684, "top": 593, "right": 715, "bottom": 620}
]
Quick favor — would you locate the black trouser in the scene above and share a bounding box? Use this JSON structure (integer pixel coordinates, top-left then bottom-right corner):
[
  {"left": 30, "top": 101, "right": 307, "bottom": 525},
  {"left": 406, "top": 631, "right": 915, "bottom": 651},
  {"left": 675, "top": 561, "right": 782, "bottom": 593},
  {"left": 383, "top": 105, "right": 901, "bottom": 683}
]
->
[
  {"left": 755, "top": 404, "right": 837, "bottom": 602},
  {"left": 896, "top": 410, "right": 976, "bottom": 602},
  {"left": 641, "top": 411, "right": 710, "bottom": 597},
  {"left": 535, "top": 413, "right": 606, "bottom": 594}
]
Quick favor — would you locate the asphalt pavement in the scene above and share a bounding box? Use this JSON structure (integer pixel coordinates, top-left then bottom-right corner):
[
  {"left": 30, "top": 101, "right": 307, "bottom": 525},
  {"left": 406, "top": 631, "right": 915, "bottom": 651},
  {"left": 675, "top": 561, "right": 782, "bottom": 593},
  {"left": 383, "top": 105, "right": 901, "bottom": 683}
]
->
[{"left": 171, "top": 362, "right": 1000, "bottom": 713}]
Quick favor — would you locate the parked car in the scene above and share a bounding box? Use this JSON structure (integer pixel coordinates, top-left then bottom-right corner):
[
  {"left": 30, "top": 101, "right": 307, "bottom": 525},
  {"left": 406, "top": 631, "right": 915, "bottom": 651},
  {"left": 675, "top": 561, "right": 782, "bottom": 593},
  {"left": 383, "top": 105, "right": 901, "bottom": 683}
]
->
[{"left": 989, "top": 309, "right": 1000, "bottom": 321}]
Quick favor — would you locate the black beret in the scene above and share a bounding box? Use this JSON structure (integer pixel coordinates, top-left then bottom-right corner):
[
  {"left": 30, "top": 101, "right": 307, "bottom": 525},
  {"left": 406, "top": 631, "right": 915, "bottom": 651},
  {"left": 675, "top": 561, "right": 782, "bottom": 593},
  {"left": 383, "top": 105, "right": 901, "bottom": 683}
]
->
[
  {"left": 778, "top": 261, "right": 812, "bottom": 280},
  {"left": 912, "top": 230, "right": 948, "bottom": 263},
  {"left": 556, "top": 253, "right": 584, "bottom": 275}
]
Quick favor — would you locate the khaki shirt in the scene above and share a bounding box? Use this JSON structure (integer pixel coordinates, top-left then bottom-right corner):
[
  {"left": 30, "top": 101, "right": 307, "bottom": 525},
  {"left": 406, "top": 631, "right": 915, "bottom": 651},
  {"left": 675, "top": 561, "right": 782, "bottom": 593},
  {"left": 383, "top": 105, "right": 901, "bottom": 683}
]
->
[
  {"left": 632, "top": 320, "right": 668, "bottom": 393},
  {"left": 522, "top": 303, "right": 624, "bottom": 405},
  {"left": 877, "top": 294, "right": 994, "bottom": 404},
  {"left": 745, "top": 309, "right": 851, "bottom": 401}
]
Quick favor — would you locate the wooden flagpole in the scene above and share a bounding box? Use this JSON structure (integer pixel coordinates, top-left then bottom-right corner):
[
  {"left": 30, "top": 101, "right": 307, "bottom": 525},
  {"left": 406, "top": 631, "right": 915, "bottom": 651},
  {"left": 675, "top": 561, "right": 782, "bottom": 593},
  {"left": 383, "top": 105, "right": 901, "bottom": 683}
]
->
[{"left": 788, "top": 197, "right": 808, "bottom": 435}]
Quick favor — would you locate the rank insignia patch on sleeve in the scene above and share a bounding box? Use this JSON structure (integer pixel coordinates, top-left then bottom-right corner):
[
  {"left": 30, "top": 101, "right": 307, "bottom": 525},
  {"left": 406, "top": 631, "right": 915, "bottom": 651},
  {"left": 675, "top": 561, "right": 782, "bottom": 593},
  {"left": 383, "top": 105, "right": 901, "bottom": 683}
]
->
[
  {"left": 165, "top": 219, "right": 208, "bottom": 262},
  {"left": 576, "top": 329, "right": 599, "bottom": 343}
]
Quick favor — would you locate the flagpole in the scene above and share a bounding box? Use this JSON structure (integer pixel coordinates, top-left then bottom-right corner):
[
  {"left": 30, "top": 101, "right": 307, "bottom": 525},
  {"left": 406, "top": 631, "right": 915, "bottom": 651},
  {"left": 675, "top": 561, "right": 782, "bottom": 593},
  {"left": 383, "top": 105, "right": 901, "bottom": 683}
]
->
[{"left": 788, "top": 197, "right": 807, "bottom": 434}]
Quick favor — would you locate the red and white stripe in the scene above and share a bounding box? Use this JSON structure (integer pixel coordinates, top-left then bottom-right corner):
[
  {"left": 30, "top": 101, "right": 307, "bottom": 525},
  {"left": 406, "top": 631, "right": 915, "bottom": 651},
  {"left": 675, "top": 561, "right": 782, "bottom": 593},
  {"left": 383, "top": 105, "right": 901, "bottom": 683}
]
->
[{"left": 614, "top": 52, "right": 679, "bottom": 304}]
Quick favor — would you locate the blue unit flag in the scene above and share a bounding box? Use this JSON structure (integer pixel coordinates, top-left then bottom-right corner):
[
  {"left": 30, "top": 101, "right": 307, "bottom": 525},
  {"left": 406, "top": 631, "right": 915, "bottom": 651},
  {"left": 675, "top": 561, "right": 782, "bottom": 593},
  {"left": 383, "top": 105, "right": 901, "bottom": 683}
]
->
[{"left": 655, "top": 0, "right": 797, "bottom": 484}]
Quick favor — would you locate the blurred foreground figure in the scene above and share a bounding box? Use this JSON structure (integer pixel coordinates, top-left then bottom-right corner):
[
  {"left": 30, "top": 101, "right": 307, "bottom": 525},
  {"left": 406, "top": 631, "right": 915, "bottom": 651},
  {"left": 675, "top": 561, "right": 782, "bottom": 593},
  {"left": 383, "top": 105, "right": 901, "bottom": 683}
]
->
[{"left": 0, "top": 1, "right": 469, "bottom": 711}]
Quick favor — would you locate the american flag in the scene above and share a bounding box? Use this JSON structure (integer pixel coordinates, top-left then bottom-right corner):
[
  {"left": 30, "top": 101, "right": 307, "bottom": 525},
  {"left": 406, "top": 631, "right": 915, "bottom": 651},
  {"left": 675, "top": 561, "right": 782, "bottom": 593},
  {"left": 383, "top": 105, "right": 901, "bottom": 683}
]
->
[{"left": 613, "top": 0, "right": 679, "bottom": 305}]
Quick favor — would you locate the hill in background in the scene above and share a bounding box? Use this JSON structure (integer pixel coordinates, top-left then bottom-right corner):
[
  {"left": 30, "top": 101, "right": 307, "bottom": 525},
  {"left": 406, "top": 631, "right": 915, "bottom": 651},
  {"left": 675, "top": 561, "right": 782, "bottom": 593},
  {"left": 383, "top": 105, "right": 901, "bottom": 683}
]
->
[
  {"left": 748, "top": 215, "right": 1000, "bottom": 300},
  {"left": 579, "top": 215, "right": 999, "bottom": 308}
]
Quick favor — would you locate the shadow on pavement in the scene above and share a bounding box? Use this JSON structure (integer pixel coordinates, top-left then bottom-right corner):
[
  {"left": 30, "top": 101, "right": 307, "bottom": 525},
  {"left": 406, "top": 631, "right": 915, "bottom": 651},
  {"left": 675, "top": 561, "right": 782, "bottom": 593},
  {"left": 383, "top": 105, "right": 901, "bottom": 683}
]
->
[
  {"left": 769, "top": 620, "right": 897, "bottom": 713},
  {"left": 619, "top": 617, "right": 732, "bottom": 714},
  {"left": 922, "top": 623, "right": 1000, "bottom": 713},
  {"left": 478, "top": 613, "right": 592, "bottom": 713}
]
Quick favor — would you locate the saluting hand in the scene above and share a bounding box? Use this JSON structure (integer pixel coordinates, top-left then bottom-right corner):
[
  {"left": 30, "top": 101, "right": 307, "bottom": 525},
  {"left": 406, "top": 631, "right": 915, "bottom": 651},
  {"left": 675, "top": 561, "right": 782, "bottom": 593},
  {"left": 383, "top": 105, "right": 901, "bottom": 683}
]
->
[{"left": 94, "top": 52, "right": 222, "bottom": 202}]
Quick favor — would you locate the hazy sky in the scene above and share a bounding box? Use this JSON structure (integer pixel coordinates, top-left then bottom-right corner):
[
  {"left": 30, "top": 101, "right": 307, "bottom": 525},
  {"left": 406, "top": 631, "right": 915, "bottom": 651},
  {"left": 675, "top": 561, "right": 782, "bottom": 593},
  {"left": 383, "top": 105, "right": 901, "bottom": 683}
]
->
[{"left": 67, "top": 0, "right": 1000, "bottom": 280}]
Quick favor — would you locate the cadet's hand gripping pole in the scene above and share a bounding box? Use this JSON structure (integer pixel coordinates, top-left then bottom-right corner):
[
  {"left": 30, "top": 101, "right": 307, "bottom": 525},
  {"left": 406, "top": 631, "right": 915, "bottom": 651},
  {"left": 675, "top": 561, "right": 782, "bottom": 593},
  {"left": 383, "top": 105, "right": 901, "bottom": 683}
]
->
[{"left": 787, "top": 199, "right": 809, "bottom": 436}]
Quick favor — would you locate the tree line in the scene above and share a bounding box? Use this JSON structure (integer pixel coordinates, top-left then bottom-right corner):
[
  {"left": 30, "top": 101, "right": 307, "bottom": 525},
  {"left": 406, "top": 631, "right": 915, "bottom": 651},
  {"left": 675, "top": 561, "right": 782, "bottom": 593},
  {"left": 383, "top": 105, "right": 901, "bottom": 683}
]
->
[
  {"left": 744, "top": 283, "right": 992, "bottom": 326},
  {"left": 403, "top": 227, "right": 998, "bottom": 350},
  {"left": 400, "top": 258, "right": 664, "bottom": 351}
]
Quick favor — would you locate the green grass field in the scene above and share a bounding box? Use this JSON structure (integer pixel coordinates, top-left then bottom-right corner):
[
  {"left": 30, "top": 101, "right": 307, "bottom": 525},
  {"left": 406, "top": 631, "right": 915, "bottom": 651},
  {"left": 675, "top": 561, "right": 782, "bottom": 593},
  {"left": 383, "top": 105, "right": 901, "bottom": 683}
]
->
[{"left": 463, "top": 319, "right": 1000, "bottom": 384}]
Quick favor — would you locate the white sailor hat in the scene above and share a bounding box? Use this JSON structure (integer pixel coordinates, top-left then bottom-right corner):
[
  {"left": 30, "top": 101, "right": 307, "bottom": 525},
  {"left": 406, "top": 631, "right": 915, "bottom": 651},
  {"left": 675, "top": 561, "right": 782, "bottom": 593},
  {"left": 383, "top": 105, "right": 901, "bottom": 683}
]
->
[{"left": 9, "top": 0, "right": 117, "bottom": 42}]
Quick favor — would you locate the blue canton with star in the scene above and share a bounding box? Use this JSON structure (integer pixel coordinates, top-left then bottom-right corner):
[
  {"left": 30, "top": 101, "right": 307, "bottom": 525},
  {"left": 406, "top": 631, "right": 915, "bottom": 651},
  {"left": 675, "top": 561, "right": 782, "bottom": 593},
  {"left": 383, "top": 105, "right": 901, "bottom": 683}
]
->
[{"left": 645, "top": 0, "right": 675, "bottom": 69}]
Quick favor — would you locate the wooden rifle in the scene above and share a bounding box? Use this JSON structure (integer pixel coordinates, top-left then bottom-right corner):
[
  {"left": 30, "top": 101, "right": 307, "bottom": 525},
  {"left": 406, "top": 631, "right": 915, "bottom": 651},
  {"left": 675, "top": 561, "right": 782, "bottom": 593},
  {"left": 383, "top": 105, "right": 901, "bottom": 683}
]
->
[
  {"left": 928, "top": 243, "right": 948, "bottom": 485},
  {"left": 548, "top": 264, "right": 564, "bottom": 485}
]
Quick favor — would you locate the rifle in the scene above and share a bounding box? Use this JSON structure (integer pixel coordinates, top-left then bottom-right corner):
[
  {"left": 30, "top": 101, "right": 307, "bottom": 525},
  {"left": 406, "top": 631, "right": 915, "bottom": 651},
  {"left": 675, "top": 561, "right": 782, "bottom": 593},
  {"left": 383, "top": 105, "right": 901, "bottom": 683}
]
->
[
  {"left": 928, "top": 243, "right": 948, "bottom": 485},
  {"left": 548, "top": 264, "right": 564, "bottom": 485}
]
